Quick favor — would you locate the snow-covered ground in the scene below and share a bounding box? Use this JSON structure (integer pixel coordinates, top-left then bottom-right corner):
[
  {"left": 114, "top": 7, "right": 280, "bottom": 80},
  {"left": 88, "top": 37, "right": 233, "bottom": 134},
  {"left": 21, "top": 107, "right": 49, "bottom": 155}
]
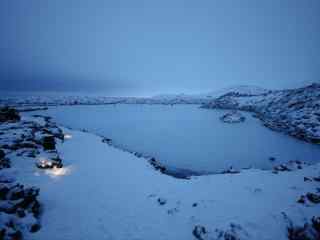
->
[
  {"left": 8, "top": 126, "right": 320, "bottom": 240},
  {"left": 202, "top": 83, "right": 320, "bottom": 144},
  {"left": 1, "top": 83, "right": 320, "bottom": 239},
  {"left": 0, "top": 113, "right": 319, "bottom": 239}
]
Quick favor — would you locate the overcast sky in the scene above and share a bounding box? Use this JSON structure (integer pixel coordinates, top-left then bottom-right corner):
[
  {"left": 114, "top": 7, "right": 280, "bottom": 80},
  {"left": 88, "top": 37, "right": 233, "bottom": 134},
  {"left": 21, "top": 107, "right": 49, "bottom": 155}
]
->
[{"left": 0, "top": 0, "right": 319, "bottom": 96}]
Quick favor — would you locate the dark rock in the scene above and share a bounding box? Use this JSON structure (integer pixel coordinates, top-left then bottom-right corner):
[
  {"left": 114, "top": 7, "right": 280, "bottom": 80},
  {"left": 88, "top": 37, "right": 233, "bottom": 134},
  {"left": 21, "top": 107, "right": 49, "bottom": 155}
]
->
[
  {"left": 16, "top": 208, "right": 26, "bottom": 218},
  {"left": 29, "top": 223, "right": 41, "bottom": 233},
  {"left": 9, "top": 184, "right": 25, "bottom": 200},
  {"left": 0, "top": 107, "right": 20, "bottom": 123},
  {"left": 0, "top": 184, "right": 9, "bottom": 200},
  {"left": 102, "top": 138, "right": 112, "bottom": 143},
  {"left": 269, "top": 157, "right": 276, "bottom": 162},
  {"left": 297, "top": 195, "right": 306, "bottom": 204},
  {"left": 0, "top": 149, "right": 5, "bottom": 159},
  {"left": 42, "top": 135, "right": 56, "bottom": 150},
  {"left": 306, "top": 193, "right": 320, "bottom": 204},
  {"left": 312, "top": 217, "right": 320, "bottom": 232},
  {"left": 157, "top": 198, "right": 167, "bottom": 206},
  {"left": 149, "top": 158, "right": 167, "bottom": 173},
  {"left": 192, "top": 225, "right": 207, "bottom": 240},
  {"left": 287, "top": 217, "right": 320, "bottom": 240},
  {"left": 304, "top": 177, "right": 313, "bottom": 182},
  {"left": 19, "top": 107, "right": 48, "bottom": 112},
  {"left": 30, "top": 199, "right": 41, "bottom": 217},
  {"left": 8, "top": 230, "right": 22, "bottom": 240},
  {"left": 313, "top": 177, "right": 320, "bottom": 182},
  {"left": 0, "top": 228, "right": 5, "bottom": 239},
  {"left": 14, "top": 142, "right": 38, "bottom": 149},
  {"left": 0, "top": 157, "right": 11, "bottom": 169}
]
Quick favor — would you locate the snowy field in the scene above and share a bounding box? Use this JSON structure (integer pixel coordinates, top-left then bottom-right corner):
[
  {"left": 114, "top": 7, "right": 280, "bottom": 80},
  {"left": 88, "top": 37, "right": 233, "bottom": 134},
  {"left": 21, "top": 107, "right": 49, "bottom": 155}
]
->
[
  {"left": 1, "top": 103, "right": 319, "bottom": 239},
  {"left": 29, "top": 104, "right": 320, "bottom": 175},
  {"left": 14, "top": 125, "right": 320, "bottom": 240}
]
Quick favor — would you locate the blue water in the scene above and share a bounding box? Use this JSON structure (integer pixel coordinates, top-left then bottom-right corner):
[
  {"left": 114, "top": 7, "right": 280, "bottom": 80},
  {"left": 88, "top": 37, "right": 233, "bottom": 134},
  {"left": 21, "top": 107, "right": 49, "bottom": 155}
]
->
[{"left": 32, "top": 104, "right": 320, "bottom": 174}]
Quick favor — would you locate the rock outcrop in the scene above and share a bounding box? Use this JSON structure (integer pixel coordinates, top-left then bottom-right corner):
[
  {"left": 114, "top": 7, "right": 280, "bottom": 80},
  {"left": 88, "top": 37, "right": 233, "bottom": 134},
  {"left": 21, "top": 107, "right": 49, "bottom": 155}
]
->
[
  {"left": 0, "top": 107, "right": 20, "bottom": 123},
  {"left": 220, "top": 111, "right": 246, "bottom": 123},
  {"left": 0, "top": 109, "right": 65, "bottom": 238}
]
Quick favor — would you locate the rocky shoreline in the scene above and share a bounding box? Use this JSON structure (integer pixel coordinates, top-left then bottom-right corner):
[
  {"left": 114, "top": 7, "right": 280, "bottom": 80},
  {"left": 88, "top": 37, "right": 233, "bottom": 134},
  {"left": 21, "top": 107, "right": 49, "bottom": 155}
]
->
[{"left": 0, "top": 107, "right": 65, "bottom": 239}]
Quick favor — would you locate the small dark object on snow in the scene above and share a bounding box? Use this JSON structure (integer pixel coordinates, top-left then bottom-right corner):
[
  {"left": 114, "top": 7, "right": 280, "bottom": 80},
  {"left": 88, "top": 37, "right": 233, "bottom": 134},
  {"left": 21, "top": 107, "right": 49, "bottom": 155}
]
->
[
  {"left": 102, "top": 138, "right": 112, "bottom": 143},
  {"left": 304, "top": 177, "right": 312, "bottom": 182},
  {"left": 192, "top": 225, "right": 207, "bottom": 240},
  {"left": 269, "top": 157, "right": 276, "bottom": 162},
  {"left": 313, "top": 177, "right": 320, "bottom": 182},
  {"left": 297, "top": 195, "right": 306, "bottom": 204},
  {"left": 192, "top": 203, "right": 198, "bottom": 207},
  {"left": 306, "top": 193, "right": 320, "bottom": 204},
  {"left": 157, "top": 198, "right": 167, "bottom": 206}
]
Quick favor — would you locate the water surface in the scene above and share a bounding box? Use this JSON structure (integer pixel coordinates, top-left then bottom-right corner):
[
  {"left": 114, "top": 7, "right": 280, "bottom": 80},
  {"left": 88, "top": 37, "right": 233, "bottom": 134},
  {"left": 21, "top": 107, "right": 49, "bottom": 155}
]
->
[{"left": 35, "top": 104, "right": 320, "bottom": 174}]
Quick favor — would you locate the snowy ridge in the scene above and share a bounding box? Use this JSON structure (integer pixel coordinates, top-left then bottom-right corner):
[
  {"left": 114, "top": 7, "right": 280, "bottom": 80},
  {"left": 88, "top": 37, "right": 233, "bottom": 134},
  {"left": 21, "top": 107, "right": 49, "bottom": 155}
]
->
[
  {"left": 203, "top": 85, "right": 271, "bottom": 98},
  {"left": 202, "top": 83, "right": 320, "bottom": 143}
]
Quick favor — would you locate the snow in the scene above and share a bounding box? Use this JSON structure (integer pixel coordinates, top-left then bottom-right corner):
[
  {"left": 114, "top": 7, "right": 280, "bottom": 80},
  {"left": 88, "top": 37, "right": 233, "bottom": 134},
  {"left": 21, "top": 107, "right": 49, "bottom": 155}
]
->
[
  {"left": 202, "top": 83, "right": 320, "bottom": 143},
  {"left": 1, "top": 84, "right": 320, "bottom": 239},
  {"left": 7, "top": 126, "right": 318, "bottom": 240}
]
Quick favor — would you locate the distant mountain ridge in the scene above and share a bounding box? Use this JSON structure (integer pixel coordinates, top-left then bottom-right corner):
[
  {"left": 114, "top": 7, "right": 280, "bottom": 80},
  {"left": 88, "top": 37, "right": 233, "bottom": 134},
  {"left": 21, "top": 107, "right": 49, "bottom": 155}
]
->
[
  {"left": 0, "top": 84, "right": 316, "bottom": 107},
  {"left": 152, "top": 85, "right": 270, "bottom": 101}
]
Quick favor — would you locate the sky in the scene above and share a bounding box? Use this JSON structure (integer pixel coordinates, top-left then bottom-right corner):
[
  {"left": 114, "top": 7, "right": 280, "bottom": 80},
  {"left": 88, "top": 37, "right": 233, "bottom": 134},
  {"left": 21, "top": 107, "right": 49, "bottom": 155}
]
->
[{"left": 0, "top": 0, "right": 319, "bottom": 96}]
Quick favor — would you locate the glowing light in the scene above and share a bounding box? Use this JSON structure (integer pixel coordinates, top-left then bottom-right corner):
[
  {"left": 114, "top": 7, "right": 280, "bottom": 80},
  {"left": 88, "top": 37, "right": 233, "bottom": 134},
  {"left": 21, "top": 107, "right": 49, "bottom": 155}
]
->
[
  {"left": 64, "top": 134, "right": 72, "bottom": 139},
  {"left": 45, "top": 165, "right": 73, "bottom": 178}
]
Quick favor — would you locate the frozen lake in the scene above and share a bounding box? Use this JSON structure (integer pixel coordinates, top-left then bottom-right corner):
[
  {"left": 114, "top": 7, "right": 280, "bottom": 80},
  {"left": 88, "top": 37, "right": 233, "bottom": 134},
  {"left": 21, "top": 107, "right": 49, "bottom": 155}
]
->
[{"left": 35, "top": 104, "right": 320, "bottom": 174}]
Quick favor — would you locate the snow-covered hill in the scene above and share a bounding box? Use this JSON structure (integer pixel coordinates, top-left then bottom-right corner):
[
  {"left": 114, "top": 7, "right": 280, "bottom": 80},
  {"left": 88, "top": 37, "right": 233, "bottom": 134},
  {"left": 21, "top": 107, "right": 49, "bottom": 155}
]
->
[
  {"left": 202, "top": 83, "right": 320, "bottom": 143},
  {"left": 202, "top": 85, "right": 271, "bottom": 98}
]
